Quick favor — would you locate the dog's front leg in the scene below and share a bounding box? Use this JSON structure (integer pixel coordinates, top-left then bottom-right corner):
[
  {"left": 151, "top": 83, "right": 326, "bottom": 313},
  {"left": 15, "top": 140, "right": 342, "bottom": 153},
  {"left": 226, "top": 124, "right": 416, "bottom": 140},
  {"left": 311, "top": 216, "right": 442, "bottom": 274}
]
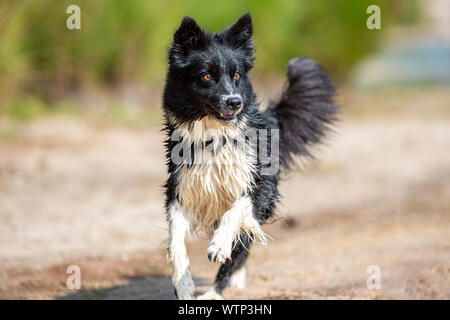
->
[
  {"left": 207, "top": 196, "right": 252, "bottom": 264},
  {"left": 168, "top": 201, "right": 195, "bottom": 300}
]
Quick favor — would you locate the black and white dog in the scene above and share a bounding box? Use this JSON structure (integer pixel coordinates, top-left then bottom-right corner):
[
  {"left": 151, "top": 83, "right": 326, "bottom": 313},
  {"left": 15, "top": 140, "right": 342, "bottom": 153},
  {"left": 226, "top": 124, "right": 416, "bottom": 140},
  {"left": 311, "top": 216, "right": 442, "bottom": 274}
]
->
[{"left": 162, "top": 13, "right": 338, "bottom": 299}]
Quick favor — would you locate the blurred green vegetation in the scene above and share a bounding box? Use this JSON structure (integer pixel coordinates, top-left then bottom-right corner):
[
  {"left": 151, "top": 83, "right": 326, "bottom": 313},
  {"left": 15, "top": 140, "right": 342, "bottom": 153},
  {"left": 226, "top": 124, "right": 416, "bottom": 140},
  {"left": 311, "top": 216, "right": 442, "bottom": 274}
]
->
[{"left": 0, "top": 0, "right": 419, "bottom": 112}]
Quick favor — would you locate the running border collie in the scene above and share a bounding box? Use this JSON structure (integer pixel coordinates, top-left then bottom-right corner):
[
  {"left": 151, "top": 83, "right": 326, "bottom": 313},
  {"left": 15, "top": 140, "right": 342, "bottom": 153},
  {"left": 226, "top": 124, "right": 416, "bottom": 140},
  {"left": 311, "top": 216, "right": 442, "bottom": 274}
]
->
[{"left": 162, "top": 13, "right": 338, "bottom": 300}]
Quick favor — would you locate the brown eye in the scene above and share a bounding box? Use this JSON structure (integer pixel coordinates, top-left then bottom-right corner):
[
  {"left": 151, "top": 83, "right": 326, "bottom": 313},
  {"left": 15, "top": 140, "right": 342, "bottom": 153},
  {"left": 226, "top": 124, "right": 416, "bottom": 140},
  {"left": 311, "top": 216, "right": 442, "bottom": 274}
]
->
[
  {"left": 202, "top": 73, "right": 211, "bottom": 81},
  {"left": 234, "top": 72, "right": 240, "bottom": 80}
]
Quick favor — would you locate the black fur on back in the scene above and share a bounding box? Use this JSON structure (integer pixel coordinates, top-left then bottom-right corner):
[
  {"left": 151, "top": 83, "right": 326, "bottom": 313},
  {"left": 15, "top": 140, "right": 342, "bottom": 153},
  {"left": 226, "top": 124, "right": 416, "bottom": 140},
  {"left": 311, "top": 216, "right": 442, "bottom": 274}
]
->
[{"left": 264, "top": 57, "right": 338, "bottom": 169}]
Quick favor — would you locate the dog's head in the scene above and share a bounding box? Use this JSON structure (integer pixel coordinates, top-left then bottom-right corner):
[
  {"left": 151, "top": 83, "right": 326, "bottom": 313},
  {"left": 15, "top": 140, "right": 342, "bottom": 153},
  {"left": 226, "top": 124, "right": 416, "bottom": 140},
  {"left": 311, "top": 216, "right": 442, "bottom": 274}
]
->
[{"left": 164, "top": 13, "right": 256, "bottom": 124}]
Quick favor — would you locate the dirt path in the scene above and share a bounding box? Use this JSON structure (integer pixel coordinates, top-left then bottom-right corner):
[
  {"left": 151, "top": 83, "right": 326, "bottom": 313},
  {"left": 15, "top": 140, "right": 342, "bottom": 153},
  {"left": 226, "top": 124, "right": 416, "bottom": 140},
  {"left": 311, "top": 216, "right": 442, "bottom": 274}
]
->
[{"left": 0, "top": 115, "right": 449, "bottom": 299}]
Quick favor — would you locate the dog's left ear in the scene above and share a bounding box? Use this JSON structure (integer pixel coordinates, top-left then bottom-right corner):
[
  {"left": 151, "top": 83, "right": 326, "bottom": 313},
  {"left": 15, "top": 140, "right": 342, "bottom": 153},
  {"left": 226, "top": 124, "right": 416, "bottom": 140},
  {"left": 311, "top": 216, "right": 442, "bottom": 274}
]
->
[{"left": 224, "top": 13, "right": 254, "bottom": 53}]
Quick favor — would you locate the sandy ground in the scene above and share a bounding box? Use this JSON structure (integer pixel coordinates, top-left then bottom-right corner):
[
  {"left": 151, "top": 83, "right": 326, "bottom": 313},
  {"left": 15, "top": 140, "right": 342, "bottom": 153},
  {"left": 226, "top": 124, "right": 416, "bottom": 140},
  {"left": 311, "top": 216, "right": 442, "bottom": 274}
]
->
[{"left": 0, "top": 90, "right": 449, "bottom": 299}]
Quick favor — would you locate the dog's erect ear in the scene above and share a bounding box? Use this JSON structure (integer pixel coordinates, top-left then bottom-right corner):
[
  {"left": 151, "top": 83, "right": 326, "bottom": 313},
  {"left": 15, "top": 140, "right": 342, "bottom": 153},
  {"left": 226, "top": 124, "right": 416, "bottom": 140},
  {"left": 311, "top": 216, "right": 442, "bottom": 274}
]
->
[
  {"left": 172, "top": 17, "right": 205, "bottom": 57},
  {"left": 224, "top": 13, "right": 254, "bottom": 52}
]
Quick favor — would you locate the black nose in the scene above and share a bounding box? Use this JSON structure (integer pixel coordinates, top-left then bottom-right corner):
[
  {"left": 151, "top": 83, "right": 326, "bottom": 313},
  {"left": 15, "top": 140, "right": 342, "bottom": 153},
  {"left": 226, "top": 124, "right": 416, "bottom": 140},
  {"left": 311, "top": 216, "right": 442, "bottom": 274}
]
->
[{"left": 226, "top": 97, "right": 242, "bottom": 110}]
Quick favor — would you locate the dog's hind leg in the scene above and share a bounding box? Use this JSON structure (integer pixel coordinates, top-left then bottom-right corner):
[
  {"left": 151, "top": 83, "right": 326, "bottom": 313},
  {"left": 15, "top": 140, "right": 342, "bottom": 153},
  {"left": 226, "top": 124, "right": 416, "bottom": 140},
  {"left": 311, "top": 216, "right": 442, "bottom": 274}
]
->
[
  {"left": 197, "top": 232, "right": 252, "bottom": 300},
  {"left": 217, "top": 232, "right": 252, "bottom": 292}
]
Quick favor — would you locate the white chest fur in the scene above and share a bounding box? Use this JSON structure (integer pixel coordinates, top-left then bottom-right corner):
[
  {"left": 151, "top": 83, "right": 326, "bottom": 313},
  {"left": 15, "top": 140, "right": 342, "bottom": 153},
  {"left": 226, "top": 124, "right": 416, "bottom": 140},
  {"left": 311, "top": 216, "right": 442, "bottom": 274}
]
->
[{"left": 175, "top": 117, "right": 256, "bottom": 230}]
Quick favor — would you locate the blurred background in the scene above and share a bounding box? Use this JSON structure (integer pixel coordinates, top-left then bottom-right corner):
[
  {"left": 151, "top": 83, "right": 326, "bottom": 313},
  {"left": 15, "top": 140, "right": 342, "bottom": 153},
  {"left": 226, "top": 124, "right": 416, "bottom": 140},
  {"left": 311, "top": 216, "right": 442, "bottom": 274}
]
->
[{"left": 0, "top": 0, "right": 449, "bottom": 299}]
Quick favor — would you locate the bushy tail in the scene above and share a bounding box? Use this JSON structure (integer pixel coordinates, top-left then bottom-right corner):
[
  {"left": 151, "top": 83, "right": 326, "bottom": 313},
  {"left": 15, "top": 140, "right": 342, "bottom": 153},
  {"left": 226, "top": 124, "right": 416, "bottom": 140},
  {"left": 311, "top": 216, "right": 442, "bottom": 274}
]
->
[{"left": 264, "top": 57, "right": 338, "bottom": 169}]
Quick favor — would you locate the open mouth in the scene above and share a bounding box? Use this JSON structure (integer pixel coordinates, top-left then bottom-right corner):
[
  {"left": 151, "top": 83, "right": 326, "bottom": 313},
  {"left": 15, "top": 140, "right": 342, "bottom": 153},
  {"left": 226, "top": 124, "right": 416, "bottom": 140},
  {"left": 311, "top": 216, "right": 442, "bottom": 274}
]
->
[{"left": 219, "top": 109, "right": 241, "bottom": 121}]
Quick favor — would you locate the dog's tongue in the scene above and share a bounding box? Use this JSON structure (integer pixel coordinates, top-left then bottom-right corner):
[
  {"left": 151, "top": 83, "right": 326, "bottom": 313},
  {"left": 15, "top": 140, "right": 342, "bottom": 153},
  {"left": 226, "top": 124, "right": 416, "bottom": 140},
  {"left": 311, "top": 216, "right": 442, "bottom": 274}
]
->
[{"left": 221, "top": 112, "right": 236, "bottom": 119}]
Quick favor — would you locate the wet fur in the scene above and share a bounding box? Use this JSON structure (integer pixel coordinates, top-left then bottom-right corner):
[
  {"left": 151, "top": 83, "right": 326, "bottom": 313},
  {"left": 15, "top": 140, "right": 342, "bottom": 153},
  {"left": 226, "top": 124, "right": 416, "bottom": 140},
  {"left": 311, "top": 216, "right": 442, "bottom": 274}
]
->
[
  {"left": 162, "top": 13, "right": 338, "bottom": 299},
  {"left": 175, "top": 116, "right": 256, "bottom": 230}
]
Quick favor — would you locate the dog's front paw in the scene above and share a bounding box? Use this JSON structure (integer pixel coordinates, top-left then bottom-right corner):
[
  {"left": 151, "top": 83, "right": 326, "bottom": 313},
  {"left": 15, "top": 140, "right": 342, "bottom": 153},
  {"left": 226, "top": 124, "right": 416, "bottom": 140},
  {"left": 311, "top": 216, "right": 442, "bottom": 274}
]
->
[
  {"left": 207, "top": 239, "right": 232, "bottom": 264},
  {"left": 173, "top": 269, "right": 195, "bottom": 300},
  {"left": 196, "top": 289, "right": 224, "bottom": 300}
]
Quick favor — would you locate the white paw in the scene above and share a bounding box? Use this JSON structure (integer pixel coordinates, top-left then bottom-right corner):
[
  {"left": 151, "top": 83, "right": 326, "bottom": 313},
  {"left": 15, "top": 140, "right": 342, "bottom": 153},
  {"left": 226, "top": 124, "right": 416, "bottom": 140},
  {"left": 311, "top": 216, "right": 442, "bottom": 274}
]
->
[
  {"left": 230, "top": 267, "right": 246, "bottom": 289},
  {"left": 197, "top": 289, "right": 224, "bottom": 300},
  {"left": 173, "top": 269, "right": 195, "bottom": 300},
  {"left": 207, "top": 239, "right": 232, "bottom": 264}
]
